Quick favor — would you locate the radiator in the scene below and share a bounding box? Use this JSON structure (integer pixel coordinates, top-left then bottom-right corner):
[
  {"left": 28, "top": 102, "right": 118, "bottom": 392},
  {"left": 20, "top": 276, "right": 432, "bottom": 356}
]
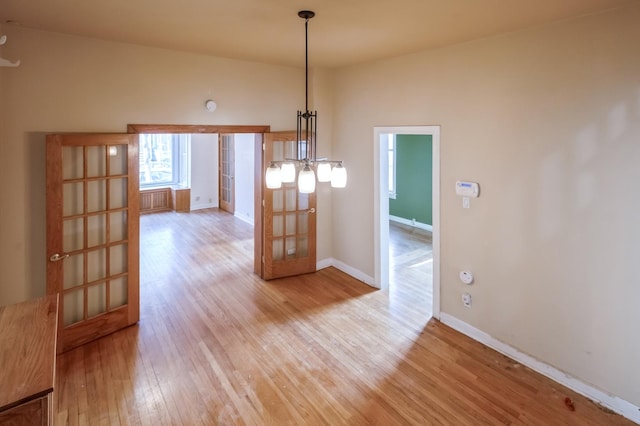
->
[{"left": 140, "top": 188, "right": 172, "bottom": 214}]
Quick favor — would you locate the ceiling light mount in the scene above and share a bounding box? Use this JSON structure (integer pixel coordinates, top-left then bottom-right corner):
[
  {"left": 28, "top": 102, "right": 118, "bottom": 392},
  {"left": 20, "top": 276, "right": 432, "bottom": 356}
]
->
[{"left": 297, "top": 10, "right": 315, "bottom": 20}]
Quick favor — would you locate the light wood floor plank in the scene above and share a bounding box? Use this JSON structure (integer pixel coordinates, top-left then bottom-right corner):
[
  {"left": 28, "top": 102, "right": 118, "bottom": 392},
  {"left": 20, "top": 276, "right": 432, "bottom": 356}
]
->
[{"left": 53, "top": 209, "right": 634, "bottom": 425}]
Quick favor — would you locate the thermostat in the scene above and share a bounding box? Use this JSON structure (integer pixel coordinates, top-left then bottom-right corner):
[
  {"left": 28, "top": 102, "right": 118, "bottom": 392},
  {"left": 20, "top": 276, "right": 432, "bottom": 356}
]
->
[{"left": 455, "top": 181, "right": 479, "bottom": 198}]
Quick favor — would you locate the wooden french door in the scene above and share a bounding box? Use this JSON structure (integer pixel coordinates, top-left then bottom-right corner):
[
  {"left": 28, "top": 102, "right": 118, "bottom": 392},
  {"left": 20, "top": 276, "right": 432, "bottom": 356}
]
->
[
  {"left": 46, "top": 134, "right": 140, "bottom": 353},
  {"left": 219, "top": 134, "right": 235, "bottom": 213},
  {"left": 259, "top": 132, "right": 316, "bottom": 279}
]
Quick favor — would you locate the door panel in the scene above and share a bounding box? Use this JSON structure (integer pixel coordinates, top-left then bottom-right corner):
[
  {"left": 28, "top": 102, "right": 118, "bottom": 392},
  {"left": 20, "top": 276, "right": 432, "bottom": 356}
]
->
[
  {"left": 46, "top": 134, "right": 140, "bottom": 353},
  {"left": 261, "top": 132, "right": 316, "bottom": 279},
  {"left": 219, "top": 134, "right": 235, "bottom": 213}
]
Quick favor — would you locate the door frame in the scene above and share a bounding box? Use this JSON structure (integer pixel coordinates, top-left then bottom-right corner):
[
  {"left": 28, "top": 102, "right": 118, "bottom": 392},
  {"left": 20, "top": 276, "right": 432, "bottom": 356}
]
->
[{"left": 373, "top": 126, "right": 441, "bottom": 319}]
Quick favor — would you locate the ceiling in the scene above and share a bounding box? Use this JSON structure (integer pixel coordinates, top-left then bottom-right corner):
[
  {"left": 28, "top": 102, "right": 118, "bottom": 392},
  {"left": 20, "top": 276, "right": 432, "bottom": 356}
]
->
[{"left": 0, "top": 0, "right": 635, "bottom": 68}]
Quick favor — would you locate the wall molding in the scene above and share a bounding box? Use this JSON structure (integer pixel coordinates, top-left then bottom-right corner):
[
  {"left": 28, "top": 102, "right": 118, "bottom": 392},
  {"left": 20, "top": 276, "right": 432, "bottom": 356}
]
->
[
  {"left": 389, "top": 215, "right": 433, "bottom": 232},
  {"left": 234, "top": 213, "right": 254, "bottom": 226},
  {"left": 440, "top": 313, "right": 640, "bottom": 424},
  {"left": 190, "top": 202, "right": 217, "bottom": 211},
  {"left": 317, "top": 258, "right": 376, "bottom": 288}
]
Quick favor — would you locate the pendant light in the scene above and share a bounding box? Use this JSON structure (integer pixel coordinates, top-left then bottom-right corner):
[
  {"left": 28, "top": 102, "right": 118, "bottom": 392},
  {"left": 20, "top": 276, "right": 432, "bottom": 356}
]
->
[{"left": 265, "top": 10, "right": 347, "bottom": 192}]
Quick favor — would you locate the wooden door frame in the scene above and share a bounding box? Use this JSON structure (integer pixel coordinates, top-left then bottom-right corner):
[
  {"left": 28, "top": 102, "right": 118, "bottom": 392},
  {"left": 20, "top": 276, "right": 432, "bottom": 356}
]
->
[{"left": 127, "top": 124, "right": 269, "bottom": 277}]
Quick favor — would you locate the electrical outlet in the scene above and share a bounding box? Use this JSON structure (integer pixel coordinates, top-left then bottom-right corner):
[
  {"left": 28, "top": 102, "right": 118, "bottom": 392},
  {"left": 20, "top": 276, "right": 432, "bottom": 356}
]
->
[{"left": 462, "top": 293, "right": 472, "bottom": 308}]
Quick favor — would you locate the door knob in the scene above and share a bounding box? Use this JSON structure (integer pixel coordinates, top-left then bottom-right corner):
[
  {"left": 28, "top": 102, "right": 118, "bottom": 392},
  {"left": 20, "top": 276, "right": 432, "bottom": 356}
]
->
[{"left": 49, "top": 253, "right": 69, "bottom": 262}]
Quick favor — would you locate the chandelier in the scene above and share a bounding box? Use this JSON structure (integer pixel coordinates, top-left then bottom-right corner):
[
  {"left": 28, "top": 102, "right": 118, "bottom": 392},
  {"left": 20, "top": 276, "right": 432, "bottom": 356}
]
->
[{"left": 265, "top": 10, "right": 347, "bottom": 193}]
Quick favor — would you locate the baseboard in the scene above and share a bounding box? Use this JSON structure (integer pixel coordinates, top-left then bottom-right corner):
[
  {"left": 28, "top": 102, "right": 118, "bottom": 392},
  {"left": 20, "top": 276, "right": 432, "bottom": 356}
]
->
[
  {"left": 439, "top": 313, "right": 640, "bottom": 424},
  {"left": 234, "top": 213, "right": 254, "bottom": 226},
  {"left": 316, "top": 258, "right": 376, "bottom": 288},
  {"left": 190, "top": 202, "right": 217, "bottom": 211},
  {"left": 389, "top": 215, "right": 433, "bottom": 232}
]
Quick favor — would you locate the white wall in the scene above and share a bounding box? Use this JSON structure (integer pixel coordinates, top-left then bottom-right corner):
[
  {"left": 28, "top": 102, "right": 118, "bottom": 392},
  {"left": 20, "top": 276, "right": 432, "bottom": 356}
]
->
[
  {"left": 331, "top": 4, "right": 640, "bottom": 408},
  {"left": 233, "top": 133, "right": 255, "bottom": 225},
  {"left": 190, "top": 133, "right": 218, "bottom": 210}
]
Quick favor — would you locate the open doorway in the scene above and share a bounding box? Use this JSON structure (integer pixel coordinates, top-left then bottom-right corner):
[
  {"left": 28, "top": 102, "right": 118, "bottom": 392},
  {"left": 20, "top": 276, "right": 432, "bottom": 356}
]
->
[
  {"left": 129, "top": 124, "right": 268, "bottom": 220},
  {"left": 374, "top": 126, "right": 441, "bottom": 319}
]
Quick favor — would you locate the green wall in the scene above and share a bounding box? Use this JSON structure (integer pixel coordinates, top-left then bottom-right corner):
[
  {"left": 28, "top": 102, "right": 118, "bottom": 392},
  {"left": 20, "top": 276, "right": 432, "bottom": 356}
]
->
[{"left": 389, "top": 134, "right": 433, "bottom": 225}]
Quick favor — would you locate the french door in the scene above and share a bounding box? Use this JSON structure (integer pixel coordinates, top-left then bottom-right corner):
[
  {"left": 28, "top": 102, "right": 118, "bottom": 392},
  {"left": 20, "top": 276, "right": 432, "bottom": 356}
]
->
[
  {"left": 46, "top": 134, "right": 140, "bottom": 353},
  {"left": 258, "top": 132, "right": 316, "bottom": 279},
  {"left": 219, "top": 134, "right": 235, "bottom": 214}
]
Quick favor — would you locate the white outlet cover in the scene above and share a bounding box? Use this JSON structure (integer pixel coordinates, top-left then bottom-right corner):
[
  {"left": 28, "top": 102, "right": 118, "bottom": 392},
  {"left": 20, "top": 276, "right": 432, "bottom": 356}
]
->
[
  {"left": 462, "top": 292, "right": 472, "bottom": 307},
  {"left": 460, "top": 270, "right": 474, "bottom": 284}
]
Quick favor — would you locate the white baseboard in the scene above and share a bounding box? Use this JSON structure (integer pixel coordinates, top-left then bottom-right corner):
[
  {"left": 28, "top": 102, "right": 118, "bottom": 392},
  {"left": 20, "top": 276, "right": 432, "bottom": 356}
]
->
[
  {"left": 316, "top": 258, "right": 376, "bottom": 288},
  {"left": 234, "top": 213, "right": 254, "bottom": 226},
  {"left": 389, "top": 215, "right": 433, "bottom": 232},
  {"left": 190, "top": 202, "right": 217, "bottom": 211},
  {"left": 439, "top": 313, "right": 640, "bottom": 424}
]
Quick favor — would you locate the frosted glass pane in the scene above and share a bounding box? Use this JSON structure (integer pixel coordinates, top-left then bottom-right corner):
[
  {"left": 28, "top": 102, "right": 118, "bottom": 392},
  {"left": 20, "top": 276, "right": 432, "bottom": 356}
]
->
[
  {"left": 63, "top": 218, "right": 84, "bottom": 252},
  {"left": 297, "top": 237, "right": 309, "bottom": 257},
  {"left": 272, "top": 141, "right": 284, "bottom": 161},
  {"left": 64, "top": 290, "right": 84, "bottom": 326},
  {"left": 286, "top": 213, "right": 296, "bottom": 236},
  {"left": 63, "top": 183, "right": 83, "bottom": 216},
  {"left": 273, "top": 215, "right": 283, "bottom": 237},
  {"left": 272, "top": 239, "right": 284, "bottom": 261},
  {"left": 88, "top": 283, "right": 106, "bottom": 317},
  {"left": 110, "top": 243, "right": 128, "bottom": 275},
  {"left": 284, "top": 140, "right": 297, "bottom": 161},
  {"left": 298, "top": 192, "right": 309, "bottom": 211},
  {"left": 110, "top": 211, "right": 127, "bottom": 242},
  {"left": 109, "top": 145, "right": 127, "bottom": 176},
  {"left": 64, "top": 253, "right": 84, "bottom": 289},
  {"left": 62, "top": 146, "right": 83, "bottom": 180},
  {"left": 87, "top": 214, "right": 106, "bottom": 247},
  {"left": 109, "top": 178, "right": 128, "bottom": 209},
  {"left": 272, "top": 190, "right": 283, "bottom": 213},
  {"left": 286, "top": 237, "right": 296, "bottom": 258},
  {"left": 110, "top": 277, "right": 128, "bottom": 309},
  {"left": 87, "top": 146, "right": 106, "bottom": 178},
  {"left": 87, "top": 248, "right": 106, "bottom": 282},
  {"left": 298, "top": 213, "right": 308, "bottom": 235},
  {"left": 285, "top": 189, "right": 296, "bottom": 212},
  {"left": 87, "top": 180, "right": 106, "bottom": 213}
]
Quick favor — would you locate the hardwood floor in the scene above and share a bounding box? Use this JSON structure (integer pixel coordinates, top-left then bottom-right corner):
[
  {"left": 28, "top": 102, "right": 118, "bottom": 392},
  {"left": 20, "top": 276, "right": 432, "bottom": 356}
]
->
[
  {"left": 389, "top": 221, "right": 433, "bottom": 316},
  {"left": 55, "top": 209, "right": 633, "bottom": 425}
]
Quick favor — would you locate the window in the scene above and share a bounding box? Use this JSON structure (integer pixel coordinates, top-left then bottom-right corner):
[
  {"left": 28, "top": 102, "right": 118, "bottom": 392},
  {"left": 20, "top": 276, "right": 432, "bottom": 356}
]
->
[
  {"left": 139, "top": 134, "right": 190, "bottom": 187},
  {"left": 387, "top": 134, "right": 396, "bottom": 199}
]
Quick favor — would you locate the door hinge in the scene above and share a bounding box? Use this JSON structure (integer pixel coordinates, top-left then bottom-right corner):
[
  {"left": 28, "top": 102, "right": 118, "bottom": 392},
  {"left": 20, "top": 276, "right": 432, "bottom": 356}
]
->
[
  {"left": 262, "top": 256, "right": 265, "bottom": 263},
  {"left": 262, "top": 143, "right": 265, "bottom": 151},
  {"left": 262, "top": 200, "right": 265, "bottom": 207}
]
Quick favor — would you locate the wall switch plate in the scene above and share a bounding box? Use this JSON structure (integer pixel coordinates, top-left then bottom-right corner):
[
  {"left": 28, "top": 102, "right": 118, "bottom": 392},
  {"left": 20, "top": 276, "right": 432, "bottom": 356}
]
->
[
  {"left": 463, "top": 197, "right": 470, "bottom": 208},
  {"left": 462, "top": 293, "right": 472, "bottom": 308}
]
